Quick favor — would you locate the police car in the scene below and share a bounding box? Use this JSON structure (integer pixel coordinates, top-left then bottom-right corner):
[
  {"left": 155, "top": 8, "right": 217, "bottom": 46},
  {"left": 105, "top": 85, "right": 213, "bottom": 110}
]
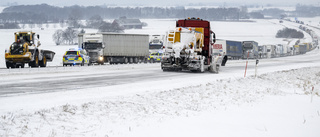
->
[
  {"left": 63, "top": 48, "right": 90, "bottom": 66},
  {"left": 148, "top": 51, "right": 163, "bottom": 63}
]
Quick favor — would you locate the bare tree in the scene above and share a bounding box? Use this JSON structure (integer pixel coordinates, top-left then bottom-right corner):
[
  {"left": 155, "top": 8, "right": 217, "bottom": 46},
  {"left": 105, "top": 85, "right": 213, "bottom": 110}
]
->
[
  {"left": 63, "top": 27, "right": 78, "bottom": 44},
  {"left": 52, "top": 28, "right": 79, "bottom": 45},
  {"left": 52, "top": 29, "right": 64, "bottom": 45}
]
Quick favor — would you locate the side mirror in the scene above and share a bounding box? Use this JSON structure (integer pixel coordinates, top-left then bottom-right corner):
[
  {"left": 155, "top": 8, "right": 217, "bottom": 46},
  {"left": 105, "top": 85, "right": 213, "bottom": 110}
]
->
[
  {"left": 211, "top": 31, "right": 216, "bottom": 44},
  {"left": 37, "top": 34, "right": 40, "bottom": 39}
]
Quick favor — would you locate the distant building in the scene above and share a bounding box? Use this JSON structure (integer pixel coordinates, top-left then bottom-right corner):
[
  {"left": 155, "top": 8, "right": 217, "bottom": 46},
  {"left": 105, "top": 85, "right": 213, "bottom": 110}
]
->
[{"left": 113, "top": 16, "right": 142, "bottom": 29}]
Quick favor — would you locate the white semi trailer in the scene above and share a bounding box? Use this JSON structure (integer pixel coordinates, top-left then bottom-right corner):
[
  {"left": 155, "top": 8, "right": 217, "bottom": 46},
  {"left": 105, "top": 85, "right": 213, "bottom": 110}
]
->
[{"left": 79, "top": 33, "right": 149, "bottom": 64}]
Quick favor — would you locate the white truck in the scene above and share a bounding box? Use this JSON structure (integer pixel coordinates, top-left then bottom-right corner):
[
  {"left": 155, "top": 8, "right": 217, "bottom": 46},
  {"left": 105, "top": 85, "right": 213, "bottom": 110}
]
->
[
  {"left": 149, "top": 34, "right": 164, "bottom": 53},
  {"left": 79, "top": 33, "right": 105, "bottom": 65},
  {"left": 79, "top": 33, "right": 149, "bottom": 64}
]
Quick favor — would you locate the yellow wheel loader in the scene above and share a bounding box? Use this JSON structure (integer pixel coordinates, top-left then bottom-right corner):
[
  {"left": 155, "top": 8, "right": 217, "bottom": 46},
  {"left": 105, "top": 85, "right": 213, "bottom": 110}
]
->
[{"left": 5, "top": 31, "right": 55, "bottom": 68}]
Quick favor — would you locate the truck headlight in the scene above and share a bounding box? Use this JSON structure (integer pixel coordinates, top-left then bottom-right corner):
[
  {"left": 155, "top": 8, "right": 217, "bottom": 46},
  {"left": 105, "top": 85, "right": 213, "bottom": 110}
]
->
[{"left": 99, "top": 56, "right": 103, "bottom": 61}]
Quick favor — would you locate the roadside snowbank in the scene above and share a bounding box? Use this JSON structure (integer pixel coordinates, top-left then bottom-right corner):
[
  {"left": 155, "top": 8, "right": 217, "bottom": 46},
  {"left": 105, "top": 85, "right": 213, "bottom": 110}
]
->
[{"left": 1, "top": 67, "right": 319, "bottom": 137}]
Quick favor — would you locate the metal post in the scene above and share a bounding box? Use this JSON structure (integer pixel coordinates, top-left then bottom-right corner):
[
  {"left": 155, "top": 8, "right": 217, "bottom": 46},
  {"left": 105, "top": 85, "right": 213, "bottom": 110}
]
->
[
  {"left": 244, "top": 51, "right": 249, "bottom": 77},
  {"left": 311, "top": 86, "right": 315, "bottom": 103},
  {"left": 255, "top": 59, "right": 259, "bottom": 78}
]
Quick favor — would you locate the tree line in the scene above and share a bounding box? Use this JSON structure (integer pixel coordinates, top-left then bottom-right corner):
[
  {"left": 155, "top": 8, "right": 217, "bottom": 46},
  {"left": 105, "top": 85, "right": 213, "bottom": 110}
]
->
[
  {"left": 0, "top": 4, "right": 244, "bottom": 24},
  {"left": 276, "top": 28, "right": 304, "bottom": 39},
  {"left": 1, "top": 4, "right": 319, "bottom": 25}
]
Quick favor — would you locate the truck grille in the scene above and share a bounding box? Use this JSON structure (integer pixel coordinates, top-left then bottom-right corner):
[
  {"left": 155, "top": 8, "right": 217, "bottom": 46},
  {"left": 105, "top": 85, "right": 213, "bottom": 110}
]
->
[{"left": 89, "top": 52, "right": 98, "bottom": 58}]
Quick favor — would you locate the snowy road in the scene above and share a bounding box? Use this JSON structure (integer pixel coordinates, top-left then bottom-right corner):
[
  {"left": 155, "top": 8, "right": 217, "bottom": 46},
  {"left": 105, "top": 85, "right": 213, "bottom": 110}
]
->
[
  {"left": 1, "top": 49, "right": 319, "bottom": 97},
  {"left": 0, "top": 66, "right": 181, "bottom": 96}
]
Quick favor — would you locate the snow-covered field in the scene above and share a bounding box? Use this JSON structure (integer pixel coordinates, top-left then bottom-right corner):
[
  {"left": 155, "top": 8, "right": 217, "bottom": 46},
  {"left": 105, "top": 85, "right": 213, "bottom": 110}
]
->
[{"left": 0, "top": 18, "right": 320, "bottom": 137}]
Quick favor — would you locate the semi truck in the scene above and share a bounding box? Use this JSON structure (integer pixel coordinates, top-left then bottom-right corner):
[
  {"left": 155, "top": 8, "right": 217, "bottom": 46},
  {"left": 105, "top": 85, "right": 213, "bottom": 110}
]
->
[
  {"left": 78, "top": 33, "right": 105, "bottom": 65},
  {"left": 161, "top": 17, "right": 222, "bottom": 73},
  {"left": 5, "top": 31, "right": 55, "bottom": 68},
  {"left": 79, "top": 33, "right": 149, "bottom": 64},
  {"left": 242, "top": 41, "right": 259, "bottom": 59},
  {"left": 258, "top": 45, "right": 267, "bottom": 58},
  {"left": 214, "top": 39, "right": 243, "bottom": 66}
]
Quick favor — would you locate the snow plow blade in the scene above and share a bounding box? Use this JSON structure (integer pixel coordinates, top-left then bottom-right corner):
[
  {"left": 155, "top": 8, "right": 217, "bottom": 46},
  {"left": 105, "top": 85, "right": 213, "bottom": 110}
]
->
[{"left": 43, "top": 50, "right": 55, "bottom": 62}]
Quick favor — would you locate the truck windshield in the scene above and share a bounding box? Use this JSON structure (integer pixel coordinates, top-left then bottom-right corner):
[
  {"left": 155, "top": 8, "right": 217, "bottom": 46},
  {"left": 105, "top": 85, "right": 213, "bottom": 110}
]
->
[
  {"left": 243, "top": 43, "right": 253, "bottom": 48},
  {"left": 151, "top": 39, "right": 160, "bottom": 43},
  {"left": 83, "top": 43, "right": 103, "bottom": 49},
  {"left": 16, "top": 33, "right": 32, "bottom": 43}
]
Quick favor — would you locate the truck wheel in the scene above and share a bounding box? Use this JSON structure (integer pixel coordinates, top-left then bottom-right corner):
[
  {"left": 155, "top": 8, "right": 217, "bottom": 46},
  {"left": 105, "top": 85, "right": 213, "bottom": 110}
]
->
[
  {"left": 20, "top": 63, "right": 25, "bottom": 68},
  {"left": 6, "top": 62, "right": 13, "bottom": 69},
  {"left": 143, "top": 58, "right": 148, "bottom": 63},
  {"left": 124, "top": 58, "right": 128, "bottom": 64},
  {"left": 81, "top": 60, "right": 84, "bottom": 66},
  {"left": 30, "top": 55, "right": 39, "bottom": 68},
  {"left": 134, "top": 57, "right": 138, "bottom": 64},
  {"left": 39, "top": 56, "right": 47, "bottom": 67},
  {"left": 150, "top": 59, "right": 154, "bottom": 63},
  {"left": 34, "top": 55, "right": 39, "bottom": 67}
]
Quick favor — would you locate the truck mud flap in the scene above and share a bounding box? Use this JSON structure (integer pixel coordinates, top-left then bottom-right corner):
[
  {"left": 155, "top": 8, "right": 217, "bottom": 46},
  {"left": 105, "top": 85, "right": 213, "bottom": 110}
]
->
[{"left": 221, "top": 56, "right": 227, "bottom": 66}]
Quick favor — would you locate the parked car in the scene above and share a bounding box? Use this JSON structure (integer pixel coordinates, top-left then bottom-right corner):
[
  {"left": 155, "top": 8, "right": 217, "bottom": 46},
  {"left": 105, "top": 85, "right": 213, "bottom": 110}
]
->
[{"left": 63, "top": 48, "right": 90, "bottom": 66}]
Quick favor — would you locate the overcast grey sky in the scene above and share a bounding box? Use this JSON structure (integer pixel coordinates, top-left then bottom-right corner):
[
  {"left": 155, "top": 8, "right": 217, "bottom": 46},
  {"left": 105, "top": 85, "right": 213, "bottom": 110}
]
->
[{"left": 1, "top": 0, "right": 319, "bottom": 7}]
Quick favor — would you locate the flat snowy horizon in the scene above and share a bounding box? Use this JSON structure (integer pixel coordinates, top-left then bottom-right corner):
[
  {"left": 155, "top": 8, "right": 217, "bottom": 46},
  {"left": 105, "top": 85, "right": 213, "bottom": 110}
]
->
[{"left": 0, "top": 18, "right": 320, "bottom": 137}]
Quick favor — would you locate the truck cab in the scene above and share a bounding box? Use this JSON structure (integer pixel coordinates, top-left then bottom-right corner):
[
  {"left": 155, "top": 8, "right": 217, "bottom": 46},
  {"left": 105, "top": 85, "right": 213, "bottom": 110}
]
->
[
  {"left": 81, "top": 33, "right": 105, "bottom": 64},
  {"left": 242, "top": 41, "right": 259, "bottom": 59},
  {"left": 149, "top": 35, "right": 164, "bottom": 48}
]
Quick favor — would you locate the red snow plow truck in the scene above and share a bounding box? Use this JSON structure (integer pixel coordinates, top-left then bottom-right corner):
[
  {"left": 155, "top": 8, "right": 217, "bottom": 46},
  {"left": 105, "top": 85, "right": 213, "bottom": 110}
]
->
[{"left": 161, "top": 17, "right": 223, "bottom": 73}]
